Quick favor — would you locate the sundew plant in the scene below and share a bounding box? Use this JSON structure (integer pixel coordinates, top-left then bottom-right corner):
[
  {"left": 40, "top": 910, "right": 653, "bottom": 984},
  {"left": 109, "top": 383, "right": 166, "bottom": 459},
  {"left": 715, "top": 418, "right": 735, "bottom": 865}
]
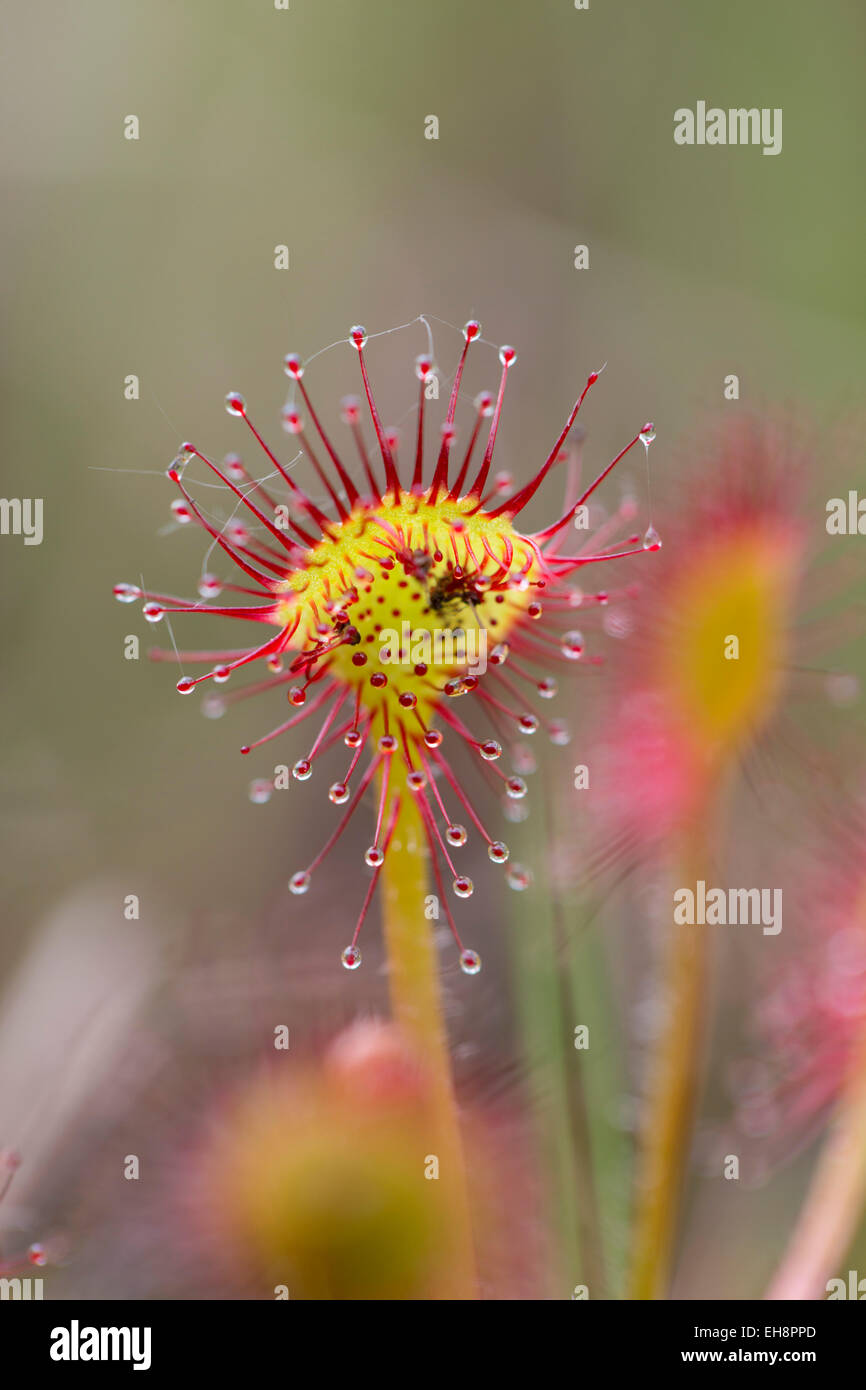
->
[{"left": 115, "top": 317, "right": 660, "bottom": 1297}]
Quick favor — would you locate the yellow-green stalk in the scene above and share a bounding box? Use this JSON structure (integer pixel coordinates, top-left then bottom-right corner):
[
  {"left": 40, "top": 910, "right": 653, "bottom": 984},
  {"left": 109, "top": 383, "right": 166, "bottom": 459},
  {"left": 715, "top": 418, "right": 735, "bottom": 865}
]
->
[{"left": 381, "top": 783, "right": 478, "bottom": 1299}]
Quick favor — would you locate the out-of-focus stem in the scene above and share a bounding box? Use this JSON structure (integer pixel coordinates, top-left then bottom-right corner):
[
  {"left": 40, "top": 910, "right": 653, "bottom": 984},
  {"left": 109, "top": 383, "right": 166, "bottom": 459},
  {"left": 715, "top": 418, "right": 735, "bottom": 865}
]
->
[
  {"left": 766, "top": 1024, "right": 866, "bottom": 1300},
  {"left": 380, "top": 783, "right": 477, "bottom": 1299},
  {"left": 629, "top": 822, "right": 714, "bottom": 1299}
]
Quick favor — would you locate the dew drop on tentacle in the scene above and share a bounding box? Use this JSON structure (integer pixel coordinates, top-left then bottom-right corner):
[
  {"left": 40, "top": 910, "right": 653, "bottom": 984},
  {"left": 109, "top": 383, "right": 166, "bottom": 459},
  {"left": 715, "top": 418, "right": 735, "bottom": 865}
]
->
[
  {"left": 292, "top": 759, "right": 312, "bottom": 781},
  {"left": 452, "top": 876, "right": 474, "bottom": 898},
  {"left": 329, "top": 782, "right": 350, "bottom": 805},
  {"left": 643, "top": 524, "right": 662, "bottom": 551},
  {"left": 480, "top": 739, "right": 502, "bottom": 762},
  {"left": 488, "top": 840, "right": 510, "bottom": 863},
  {"left": 198, "top": 574, "right": 222, "bottom": 599},
  {"left": 365, "top": 847, "right": 385, "bottom": 868},
  {"left": 512, "top": 745, "right": 537, "bottom": 776},
  {"left": 143, "top": 602, "right": 164, "bottom": 624},
  {"left": 506, "top": 776, "right": 527, "bottom": 799},
  {"left": 166, "top": 448, "right": 190, "bottom": 482},
  {"left": 289, "top": 870, "right": 311, "bottom": 895},
  {"left": 506, "top": 863, "right": 533, "bottom": 892},
  {"left": 341, "top": 944, "right": 362, "bottom": 970},
  {"left": 439, "top": 422, "right": 456, "bottom": 449},
  {"left": 225, "top": 391, "right": 246, "bottom": 416},
  {"left": 114, "top": 582, "right": 141, "bottom": 604},
  {"left": 446, "top": 824, "right": 467, "bottom": 847},
  {"left": 549, "top": 719, "right": 571, "bottom": 747},
  {"left": 639, "top": 421, "right": 656, "bottom": 448},
  {"left": 176, "top": 676, "right": 196, "bottom": 694},
  {"left": 460, "top": 948, "right": 482, "bottom": 976},
  {"left": 560, "top": 629, "right": 584, "bottom": 660},
  {"left": 248, "top": 779, "right": 272, "bottom": 804},
  {"left": 424, "top": 729, "right": 443, "bottom": 749}
]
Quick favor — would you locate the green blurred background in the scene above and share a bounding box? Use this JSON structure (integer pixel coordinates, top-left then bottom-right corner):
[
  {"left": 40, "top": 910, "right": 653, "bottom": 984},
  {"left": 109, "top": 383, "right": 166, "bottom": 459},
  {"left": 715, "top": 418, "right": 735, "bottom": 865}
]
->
[{"left": 1, "top": 0, "right": 864, "bottom": 1298}]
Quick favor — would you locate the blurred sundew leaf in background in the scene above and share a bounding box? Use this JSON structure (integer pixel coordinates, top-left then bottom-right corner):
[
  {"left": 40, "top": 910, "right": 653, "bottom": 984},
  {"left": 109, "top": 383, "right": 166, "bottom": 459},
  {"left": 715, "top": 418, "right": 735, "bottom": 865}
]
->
[
  {"left": 0, "top": 881, "right": 166, "bottom": 1261},
  {"left": 0, "top": 0, "right": 865, "bottom": 1301}
]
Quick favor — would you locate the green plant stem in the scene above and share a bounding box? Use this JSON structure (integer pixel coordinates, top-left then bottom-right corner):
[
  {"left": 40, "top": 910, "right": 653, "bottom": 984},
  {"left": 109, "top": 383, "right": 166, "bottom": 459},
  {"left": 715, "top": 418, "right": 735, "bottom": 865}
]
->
[
  {"left": 628, "top": 820, "right": 714, "bottom": 1299},
  {"left": 380, "top": 785, "right": 477, "bottom": 1299}
]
